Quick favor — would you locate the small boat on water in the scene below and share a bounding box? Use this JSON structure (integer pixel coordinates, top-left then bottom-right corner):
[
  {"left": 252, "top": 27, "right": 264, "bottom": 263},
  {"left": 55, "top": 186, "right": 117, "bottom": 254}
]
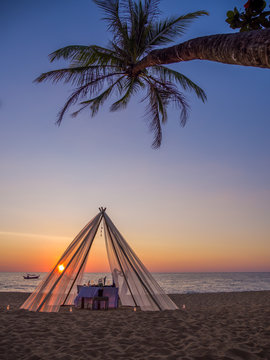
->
[{"left": 23, "top": 274, "right": 40, "bottom": 280}]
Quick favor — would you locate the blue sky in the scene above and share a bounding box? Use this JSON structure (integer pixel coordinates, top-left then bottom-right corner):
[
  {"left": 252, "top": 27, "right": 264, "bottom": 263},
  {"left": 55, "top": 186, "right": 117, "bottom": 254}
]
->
[{"left": 0, "top": 0, "right": 269, "bottom": 272}]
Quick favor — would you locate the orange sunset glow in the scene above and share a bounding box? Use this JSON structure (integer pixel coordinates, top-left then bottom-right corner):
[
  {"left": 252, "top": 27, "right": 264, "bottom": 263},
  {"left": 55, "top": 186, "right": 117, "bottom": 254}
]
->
[
  {"left": 58, "top": 264, "right": 65, "bottom": 272},
  {"left": 0, "top": 208, "right": 269, "bottom": 273}
]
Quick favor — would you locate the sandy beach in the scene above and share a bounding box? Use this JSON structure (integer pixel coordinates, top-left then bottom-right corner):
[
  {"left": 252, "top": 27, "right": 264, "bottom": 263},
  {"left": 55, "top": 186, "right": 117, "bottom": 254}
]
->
[{"left": 0, "top": 291, "right": 269, "bottom": 360}]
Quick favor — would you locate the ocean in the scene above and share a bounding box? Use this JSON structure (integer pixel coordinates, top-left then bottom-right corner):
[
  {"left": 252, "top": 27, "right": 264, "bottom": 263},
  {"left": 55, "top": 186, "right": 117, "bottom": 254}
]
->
[{"left": 0, "top": 272, "right": 270, "bottom": 294}]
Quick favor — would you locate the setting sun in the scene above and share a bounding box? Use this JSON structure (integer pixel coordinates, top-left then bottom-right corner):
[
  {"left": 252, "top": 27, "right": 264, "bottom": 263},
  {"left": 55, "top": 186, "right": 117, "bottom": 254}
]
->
[{"left": 58, "top": 264, "right": 65, "bottom": 272}]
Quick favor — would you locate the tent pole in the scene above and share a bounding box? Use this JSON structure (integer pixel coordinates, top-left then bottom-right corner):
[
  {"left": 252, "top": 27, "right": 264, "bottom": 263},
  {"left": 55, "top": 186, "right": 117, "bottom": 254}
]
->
[
  {"left": 105, "top": 214, "right": 162, "bottom": 311},
  {"left": 104, "top": 216, "right": 138, "bottom": 307},
  {"left": 36, "top": 213, "right": 101, "bottom": 312},
  {"left": 62, "top": 212, "right": 104, "bottom": 305}
]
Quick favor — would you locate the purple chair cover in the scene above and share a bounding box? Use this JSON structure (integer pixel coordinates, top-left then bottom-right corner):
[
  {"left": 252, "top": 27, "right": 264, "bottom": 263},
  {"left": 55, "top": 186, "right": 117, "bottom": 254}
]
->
[{"left": 103, "top": 287, "right": 119, "bottom": 308}]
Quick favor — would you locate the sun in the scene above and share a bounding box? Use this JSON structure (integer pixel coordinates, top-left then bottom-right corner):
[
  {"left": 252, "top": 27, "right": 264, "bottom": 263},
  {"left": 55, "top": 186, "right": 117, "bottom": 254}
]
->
[{"left": 58, "top": 264, "right": 65, "bottom": 272}]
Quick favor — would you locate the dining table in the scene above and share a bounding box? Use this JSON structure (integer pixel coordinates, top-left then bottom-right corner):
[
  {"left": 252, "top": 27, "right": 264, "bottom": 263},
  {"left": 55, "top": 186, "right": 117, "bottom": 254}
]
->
[{"left": 74, "top": 285, "right": 119, "bottom": 309}]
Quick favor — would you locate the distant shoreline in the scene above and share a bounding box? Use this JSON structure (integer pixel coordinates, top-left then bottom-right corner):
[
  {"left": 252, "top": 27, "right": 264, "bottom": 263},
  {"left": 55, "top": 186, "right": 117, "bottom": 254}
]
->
[{"left": 1, "top": 272, "right": 270, "bottom": 294}]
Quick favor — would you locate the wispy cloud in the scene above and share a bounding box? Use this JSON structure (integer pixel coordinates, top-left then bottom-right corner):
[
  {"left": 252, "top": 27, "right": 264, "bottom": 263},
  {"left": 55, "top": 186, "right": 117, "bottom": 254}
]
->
[{"left": 0, "top": 231, "right": 71, "bottom": 241}]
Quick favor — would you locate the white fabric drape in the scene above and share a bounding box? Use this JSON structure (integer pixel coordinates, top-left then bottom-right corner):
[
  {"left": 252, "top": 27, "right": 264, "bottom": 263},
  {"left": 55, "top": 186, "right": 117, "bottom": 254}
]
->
[
  {"left": 20, "top": 213, "right": 102, "bottom": 312},
  {"left": 103, "top": 213, "right": 178, "bottom": 311},
  {"left": 21, "top": 210, "right": 178, "bottom": 312}
]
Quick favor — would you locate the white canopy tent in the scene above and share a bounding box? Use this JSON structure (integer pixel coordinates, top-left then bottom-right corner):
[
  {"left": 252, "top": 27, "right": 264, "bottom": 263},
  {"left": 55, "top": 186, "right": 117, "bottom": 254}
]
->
[{"left": 21, "top": 208, "right": 178, "bottom": 312}]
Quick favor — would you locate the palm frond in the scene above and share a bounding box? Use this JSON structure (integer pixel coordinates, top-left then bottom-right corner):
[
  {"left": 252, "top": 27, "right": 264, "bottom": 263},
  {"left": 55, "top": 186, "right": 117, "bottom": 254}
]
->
[
  {"left": 72, "top": 75, "right": 126, "bottom": 117},
  {"left": 143, "top": 76, "right": 169, "bottom": 122},
  {"left": 49, "top": 44, "right": 124, "bottom": 68},
  {"left": 152, "top": 86, "right": 168, "bottom": 124},
  {"left": 129, "top": 0, "right": 151, "bottom": 59},
  {"left": 147, "top": 10, "right": 208, "bottom": 48},
  {"left": 49, "top": 45, "right": 90, "bottom": 62},
  {"left": 151, "top": 65, "right": 207, "bottom": 102},
  {"left": 35, "top": 66, "right": 116, "bottom": 86},
  {"left": 144, "top": 0, "right": 160, "bottom": 20},
  {"left": 145, "top": 74, "right": 189, "bottom": 126},
  {"left": 122, "top": 0, "right": 160, "bottom": 25},
  {"left": 55, "top": 72, "right": 124, "bottom": 124},
  {"left": 110, "top": 77, "right": 143, "bottom": 111},
  {"left": 93, "top": 0, "right": 120, "bottom": 28},
  {"left": 143, "top": 83, "right": 163, "bottom": 149},
  {"left": 110, "top": 42, "right": 131, "bottom": 64},
  {"left": 93, "top": 0, "right": 129, "bottom": 45},
  {"left": 56, "top": 83, "right": 92, "bottom": 126}
]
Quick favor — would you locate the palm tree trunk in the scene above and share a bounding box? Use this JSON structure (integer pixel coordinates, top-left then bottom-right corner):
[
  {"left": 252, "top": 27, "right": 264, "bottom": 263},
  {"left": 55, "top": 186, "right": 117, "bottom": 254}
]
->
[{"left": 133, "top": 29, "right": 270, "bottom": 74}]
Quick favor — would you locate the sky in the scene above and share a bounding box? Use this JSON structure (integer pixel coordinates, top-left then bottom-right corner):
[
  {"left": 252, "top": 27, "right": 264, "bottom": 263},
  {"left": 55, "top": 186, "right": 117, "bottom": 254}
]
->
[{"left": 0, "top": 0, "right": 269, "bottom": 273}]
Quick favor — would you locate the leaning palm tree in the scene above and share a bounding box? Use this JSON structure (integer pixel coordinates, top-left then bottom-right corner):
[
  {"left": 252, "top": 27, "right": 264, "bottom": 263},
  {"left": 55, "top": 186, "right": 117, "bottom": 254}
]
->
[{"left": 36, "top": 0, "right": 207, "bottom": 148}]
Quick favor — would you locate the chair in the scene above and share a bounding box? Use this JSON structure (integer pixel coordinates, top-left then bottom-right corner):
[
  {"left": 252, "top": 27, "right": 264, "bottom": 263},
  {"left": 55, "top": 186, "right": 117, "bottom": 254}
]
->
[{"left": 92, "top": 296, "right": 109, "bottom": 310}]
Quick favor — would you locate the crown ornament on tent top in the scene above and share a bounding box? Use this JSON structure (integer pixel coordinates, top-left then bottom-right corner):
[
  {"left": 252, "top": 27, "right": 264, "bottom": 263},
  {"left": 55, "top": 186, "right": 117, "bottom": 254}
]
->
[{"left": 20, "top": 208, "right": 178, "bottom": 312}]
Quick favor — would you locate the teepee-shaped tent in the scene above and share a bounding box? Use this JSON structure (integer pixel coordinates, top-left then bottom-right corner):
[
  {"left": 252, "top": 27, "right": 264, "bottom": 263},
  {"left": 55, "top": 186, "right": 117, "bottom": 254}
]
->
[{"left": 21, "top": 208, "right": 178, "bottom": 312}]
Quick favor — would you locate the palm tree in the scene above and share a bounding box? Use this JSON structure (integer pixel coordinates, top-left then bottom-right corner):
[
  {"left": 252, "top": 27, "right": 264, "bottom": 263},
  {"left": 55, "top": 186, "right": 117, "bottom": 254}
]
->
[{"left": 36, "top": 0, "right": 207, "bottom": 148}]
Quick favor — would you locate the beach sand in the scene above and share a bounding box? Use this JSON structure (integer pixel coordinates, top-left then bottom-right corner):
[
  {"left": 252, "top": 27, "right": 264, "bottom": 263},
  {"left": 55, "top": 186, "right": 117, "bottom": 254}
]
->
[{"left": 0, "top": 291, "right": 270, "bottom": 359}]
